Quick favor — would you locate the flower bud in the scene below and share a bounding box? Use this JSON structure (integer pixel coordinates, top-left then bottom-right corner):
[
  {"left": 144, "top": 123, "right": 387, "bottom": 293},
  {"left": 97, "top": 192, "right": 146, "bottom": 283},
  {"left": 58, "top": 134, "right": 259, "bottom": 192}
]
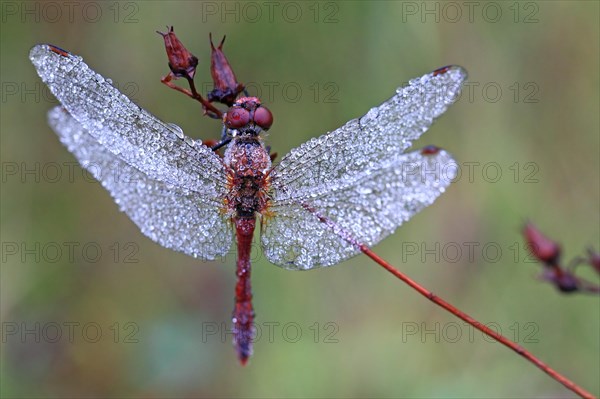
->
[
  {"left": 523, "top": 222, "right": 561, "bottom": 265},
  {"left": 208, "top": 34, "right": 244, "bottom": 106},
  {"left": 157, "top": 26, "right": 198, "bottom": 79}
]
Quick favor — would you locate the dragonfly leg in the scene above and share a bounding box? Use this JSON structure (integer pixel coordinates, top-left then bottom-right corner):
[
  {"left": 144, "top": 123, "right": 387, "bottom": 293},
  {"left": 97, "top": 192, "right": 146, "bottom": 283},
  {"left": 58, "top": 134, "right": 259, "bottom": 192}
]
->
[
  {"left": 210, "top": 138, "right": 232, "bottom": 151},
  {"left": 209, "top": 126, "right": 232, "bottom": 151}
]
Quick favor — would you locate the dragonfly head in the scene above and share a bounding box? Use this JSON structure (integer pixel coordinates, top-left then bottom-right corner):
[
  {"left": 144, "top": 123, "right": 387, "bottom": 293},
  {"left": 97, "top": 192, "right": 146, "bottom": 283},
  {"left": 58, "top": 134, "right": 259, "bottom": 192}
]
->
[{"left": 224, "top": 96, "right": 273, "bottom": 136}]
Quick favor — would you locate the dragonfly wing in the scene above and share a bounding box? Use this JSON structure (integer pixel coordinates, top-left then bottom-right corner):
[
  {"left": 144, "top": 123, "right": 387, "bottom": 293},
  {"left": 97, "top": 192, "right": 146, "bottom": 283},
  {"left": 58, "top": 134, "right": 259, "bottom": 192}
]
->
[
  {"left": 48, "top": 106, "right": 233, "bottom": 260},
  {"left": 264, "top": 66, "right": 466, "bottom": 269},
  {"left": 262, "top": 149, "right": 457, "bottom": 269},
  {"left": 30, "top": 44, "right": 227, "bottom": 198},
  {"left": 270, "top": 66, "right": 466, "bottom": 203}
]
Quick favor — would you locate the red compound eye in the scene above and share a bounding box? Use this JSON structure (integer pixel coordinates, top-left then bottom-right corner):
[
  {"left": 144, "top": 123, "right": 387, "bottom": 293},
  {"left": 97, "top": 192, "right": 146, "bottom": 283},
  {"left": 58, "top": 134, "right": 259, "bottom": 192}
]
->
[
  {"left": 253, "top": 106, "right": 273, "bottom": 130},
  {"left": 225, "top": 107, "right": 250, "bottom": 129}
]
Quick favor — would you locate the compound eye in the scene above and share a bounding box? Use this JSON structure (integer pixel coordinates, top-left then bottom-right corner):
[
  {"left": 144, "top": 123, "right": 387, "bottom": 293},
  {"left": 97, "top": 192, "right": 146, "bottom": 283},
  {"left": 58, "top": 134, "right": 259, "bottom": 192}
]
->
[
  {"left": 254, "top": 106, "right": 273, "bottom": 130},
  {"left": 225, "top": 107, "right": 250, "bottom": 129}
]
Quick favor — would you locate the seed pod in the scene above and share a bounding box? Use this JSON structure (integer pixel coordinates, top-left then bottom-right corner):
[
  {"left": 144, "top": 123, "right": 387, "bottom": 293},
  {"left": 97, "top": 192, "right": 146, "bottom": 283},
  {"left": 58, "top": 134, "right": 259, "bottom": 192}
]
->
[
  {"left": 523, "top": 222, "right": 561, "bottom": 265},
  {"left": 157, "top": 26, "right": 198, "bottom": 80},
  {"left": 208, "top": 34, "right": 245, "bottom": 106}
]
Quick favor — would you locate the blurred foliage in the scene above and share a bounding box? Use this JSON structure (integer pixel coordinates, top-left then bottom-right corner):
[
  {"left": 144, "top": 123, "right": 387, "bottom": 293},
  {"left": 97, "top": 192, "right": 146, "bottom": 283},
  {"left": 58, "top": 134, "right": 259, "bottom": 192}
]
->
[{"left": 1, "top": 1, "right": 598, "bottom": 398}]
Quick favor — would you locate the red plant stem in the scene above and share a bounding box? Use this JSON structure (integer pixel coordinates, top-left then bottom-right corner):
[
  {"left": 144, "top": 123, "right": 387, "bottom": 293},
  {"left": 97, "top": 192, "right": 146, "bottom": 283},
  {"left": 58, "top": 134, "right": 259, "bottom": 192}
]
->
[
  {"left": 159, "top": 75, "right": 223, "bottom": 118},
  {"left": 359, "top": 244, "right": 595, "bottom": 399}
]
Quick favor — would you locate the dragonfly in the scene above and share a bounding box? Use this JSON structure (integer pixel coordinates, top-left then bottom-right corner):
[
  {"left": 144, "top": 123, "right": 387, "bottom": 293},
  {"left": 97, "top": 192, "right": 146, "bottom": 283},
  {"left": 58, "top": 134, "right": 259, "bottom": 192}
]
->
[{"left": 29, "top": 39, "right": 466, "bottom": 365}]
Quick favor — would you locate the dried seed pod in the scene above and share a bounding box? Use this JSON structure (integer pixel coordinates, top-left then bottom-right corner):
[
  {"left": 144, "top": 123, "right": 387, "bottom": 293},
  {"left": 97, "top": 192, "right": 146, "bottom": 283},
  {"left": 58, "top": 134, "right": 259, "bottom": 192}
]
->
[
  {"left": 208, "top": 34, "right": 244, "bottom": 106},
  {"left": 157, "top": 26, "right": 198, "bottom": 80},
  {"left": 523, "top": 222, "right": 561, "bottom": 265}
]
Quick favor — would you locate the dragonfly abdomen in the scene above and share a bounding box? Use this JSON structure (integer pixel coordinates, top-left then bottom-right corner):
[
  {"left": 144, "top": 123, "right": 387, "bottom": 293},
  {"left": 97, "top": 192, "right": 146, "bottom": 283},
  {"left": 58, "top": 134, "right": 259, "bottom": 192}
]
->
[{"left": 232, "top": 216, "right": 256, "bottom": 365}]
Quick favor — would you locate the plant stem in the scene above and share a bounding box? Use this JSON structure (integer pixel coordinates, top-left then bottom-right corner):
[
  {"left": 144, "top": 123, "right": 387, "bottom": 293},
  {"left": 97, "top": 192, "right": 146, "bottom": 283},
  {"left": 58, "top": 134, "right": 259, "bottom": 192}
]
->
[{"left": 359, "top": 244, "right": 595, "bottom": 399}]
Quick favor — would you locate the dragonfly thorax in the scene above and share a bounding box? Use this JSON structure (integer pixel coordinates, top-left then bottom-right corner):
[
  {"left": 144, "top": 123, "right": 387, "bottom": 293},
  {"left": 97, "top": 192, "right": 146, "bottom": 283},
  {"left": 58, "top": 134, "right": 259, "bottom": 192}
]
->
[{"left": 224, "top": 136, "right": 272, "bottom": 218}]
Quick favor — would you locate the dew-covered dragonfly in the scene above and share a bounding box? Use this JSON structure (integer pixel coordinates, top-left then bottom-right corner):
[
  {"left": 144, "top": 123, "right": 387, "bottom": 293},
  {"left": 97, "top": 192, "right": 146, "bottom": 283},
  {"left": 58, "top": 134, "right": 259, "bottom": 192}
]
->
[{"left": 30, "top": 36, "right": 466, "bottom": 364}]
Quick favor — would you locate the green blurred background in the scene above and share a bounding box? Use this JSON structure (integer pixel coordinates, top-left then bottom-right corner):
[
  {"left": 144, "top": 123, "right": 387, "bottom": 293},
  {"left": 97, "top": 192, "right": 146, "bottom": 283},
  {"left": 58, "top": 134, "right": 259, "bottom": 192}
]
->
[{"left": 1, "top": 1, "right": 598, "bottom": 397}]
